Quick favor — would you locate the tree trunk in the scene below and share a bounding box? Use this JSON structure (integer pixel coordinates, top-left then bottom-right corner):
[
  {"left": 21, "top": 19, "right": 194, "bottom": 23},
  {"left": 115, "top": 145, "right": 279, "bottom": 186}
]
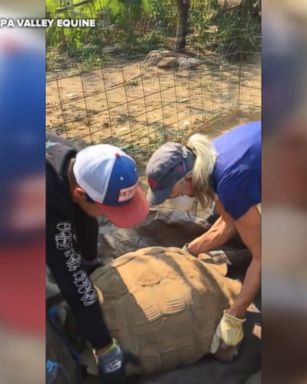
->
[{"left": 175, "top": 0, "right": 190, "bottom": 53}]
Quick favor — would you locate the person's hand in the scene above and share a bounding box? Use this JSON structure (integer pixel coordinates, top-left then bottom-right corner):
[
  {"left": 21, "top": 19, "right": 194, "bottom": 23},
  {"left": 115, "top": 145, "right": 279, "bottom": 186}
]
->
[
  {"left": 185, "top": 236, "right": 205, "bottom": 256},
  {"left": 210, "top": 310, "right": 246, "bottom": 354},
  {"left": 181, "top": 243, "right": 195, "bottom": 256},
  {"left": 96, "top": 339, "right": 139, "bottom": 384}
]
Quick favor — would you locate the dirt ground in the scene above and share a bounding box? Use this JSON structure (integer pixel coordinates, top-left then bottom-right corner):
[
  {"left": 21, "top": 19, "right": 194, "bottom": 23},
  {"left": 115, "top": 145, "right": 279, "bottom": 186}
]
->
[{"left": 46, "top": 56, "right": 260, "bottom": 170}]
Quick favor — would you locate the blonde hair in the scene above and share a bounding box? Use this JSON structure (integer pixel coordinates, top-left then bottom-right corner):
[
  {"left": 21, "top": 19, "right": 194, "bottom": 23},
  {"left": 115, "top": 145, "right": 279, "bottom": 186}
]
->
[{"left": 186, "top": 133, "right": 217, "bottom": 208}]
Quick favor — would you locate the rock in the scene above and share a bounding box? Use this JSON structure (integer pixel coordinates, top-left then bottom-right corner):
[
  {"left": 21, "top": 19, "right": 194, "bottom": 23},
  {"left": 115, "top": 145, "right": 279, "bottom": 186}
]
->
[
  {"left": 55, "top": 127, "right": 64, "bottom": 135},
  {"left": 145, "top": 50, "right": 201, "bottom": 70},
  {"left": 180, "top": 120, "right": 191, "bottom": 129},
  {"left": 144, "top": 50, "right": 173, "bottom": 67},
  {"left": 217, "top": 0, "right": 243, "bottom": 7},
  {"left": 144, "top": 50, "right": 178, "bottom": 67},
  {"left": 178, "top": 57, "right": 201, "bottom": 70},
  {"left": 115, "top": 114, "right": 128, "bottom": 123},
  {"left": 66, "top": 92, "right": 77, "bottom": 99},
  {"left": 157, "top": 57, "right": 178, "bottom": 69},
  {"left": 102, "top": 46, "right": 117, "bottom": 54}
]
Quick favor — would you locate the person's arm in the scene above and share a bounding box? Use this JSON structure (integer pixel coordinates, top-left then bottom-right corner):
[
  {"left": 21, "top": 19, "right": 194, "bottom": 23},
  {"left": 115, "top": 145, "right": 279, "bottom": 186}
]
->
[
  {"left": 228, "top": 205, "right": 261, "bottom": 318},
  {"left": 46, "top": 209, "right": 112, "bottom": 350},
  {"left": 74, "top": 204, "right": 99, "bottom": 261},
  {"left": 74, "top": 205, "right": 102, "bottom": 272},
  {"left": 209, "top": 204, "right": 260, "bottom": 354},
  {"left": 187, "top": 200, "right": 237, "bottom": 255}
]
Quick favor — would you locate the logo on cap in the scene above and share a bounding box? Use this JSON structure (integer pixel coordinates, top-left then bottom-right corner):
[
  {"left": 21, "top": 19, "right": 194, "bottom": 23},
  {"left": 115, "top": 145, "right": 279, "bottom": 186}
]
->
[
  {"left": 118, "top": 184, "right": 137, "bottom": 202},
  {"left": 148, "top": 177, "right": 159, "bottom": 189}
]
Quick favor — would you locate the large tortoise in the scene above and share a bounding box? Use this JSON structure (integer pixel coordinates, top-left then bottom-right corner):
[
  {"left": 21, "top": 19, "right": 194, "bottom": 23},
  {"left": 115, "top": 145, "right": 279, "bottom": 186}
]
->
[{"left": 87, "top": 246, "right": 241, "bottom": 376}]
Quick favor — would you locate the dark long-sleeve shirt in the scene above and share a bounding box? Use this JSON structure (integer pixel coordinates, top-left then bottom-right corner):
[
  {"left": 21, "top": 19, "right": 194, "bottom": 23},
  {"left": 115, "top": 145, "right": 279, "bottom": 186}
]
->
[{"left": 46, "top": 134, "right": 111, "bottom": 349}]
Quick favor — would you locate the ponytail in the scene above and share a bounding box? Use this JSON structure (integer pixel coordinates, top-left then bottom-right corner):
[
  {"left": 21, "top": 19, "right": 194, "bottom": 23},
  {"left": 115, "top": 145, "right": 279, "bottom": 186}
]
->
[{"left": 186, "top": 133, "right": 217, "bottom": 208}]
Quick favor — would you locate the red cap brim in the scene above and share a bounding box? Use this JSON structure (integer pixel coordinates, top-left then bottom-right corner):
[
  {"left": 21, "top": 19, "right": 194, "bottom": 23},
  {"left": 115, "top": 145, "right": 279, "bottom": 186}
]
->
[{"left": 97, "top": 186, "right": 149, "bottom": 228}]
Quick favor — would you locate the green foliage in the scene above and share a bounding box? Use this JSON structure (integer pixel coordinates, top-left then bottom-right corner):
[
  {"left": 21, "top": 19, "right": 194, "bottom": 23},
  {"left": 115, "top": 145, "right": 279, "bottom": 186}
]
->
[
  {"left": 47, "top": 0, "right": 169, "bottom": 62},
  {"left": 189, "top": 1, "right": 218, "bottom": 44},
  {"left": 46, "top": 0, "right": 261, "bottom": 70},
  {"left": 189, "top": 0, "right": 261, "bottom": 59},
  {"left": 46, "top": 0, "right": 102, "bottom": 60},
  {"left": 213, "top": 1, "right": 261, "bottom": 58},
  {"left": 148, "top": 0, "right": 177, "bottom": 34}
]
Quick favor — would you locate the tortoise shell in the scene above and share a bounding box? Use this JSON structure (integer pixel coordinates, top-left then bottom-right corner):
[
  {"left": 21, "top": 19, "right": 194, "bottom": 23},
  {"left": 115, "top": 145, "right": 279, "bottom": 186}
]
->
[{"left": 90, "top": 247, "right": 241, "bottom": 376}]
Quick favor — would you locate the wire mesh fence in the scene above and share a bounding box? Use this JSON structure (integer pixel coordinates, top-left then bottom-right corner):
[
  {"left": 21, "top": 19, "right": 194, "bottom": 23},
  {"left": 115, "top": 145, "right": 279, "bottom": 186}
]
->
[{"left": 46, "top": 49, "right": 260, "bottom": 165}]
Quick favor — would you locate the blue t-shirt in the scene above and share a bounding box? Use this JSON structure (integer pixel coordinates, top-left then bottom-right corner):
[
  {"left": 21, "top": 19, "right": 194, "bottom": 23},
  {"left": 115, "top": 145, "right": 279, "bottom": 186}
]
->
[{"left": 211, "top": 121, "right": 261, "bottom": 220}]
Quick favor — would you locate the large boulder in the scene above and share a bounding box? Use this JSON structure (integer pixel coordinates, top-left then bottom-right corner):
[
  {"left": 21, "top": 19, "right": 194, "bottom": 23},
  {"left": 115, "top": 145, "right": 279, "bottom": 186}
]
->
[
  {"left": 144, "top": 50, "right": 175, "bottom": 67},
  {"left": 144, "top": 50, "right": 201, "bottom": 70}
]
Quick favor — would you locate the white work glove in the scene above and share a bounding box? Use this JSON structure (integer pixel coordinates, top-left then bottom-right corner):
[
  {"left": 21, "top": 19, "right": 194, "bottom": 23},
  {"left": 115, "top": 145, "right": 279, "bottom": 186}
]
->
[{"left": 210, "top": 310, "right": 246, "bottom": 354}]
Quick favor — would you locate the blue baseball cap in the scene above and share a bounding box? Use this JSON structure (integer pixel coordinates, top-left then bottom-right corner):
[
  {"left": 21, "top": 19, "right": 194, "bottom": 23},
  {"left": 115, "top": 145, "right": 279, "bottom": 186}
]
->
[
  {"left": 146, "top": 142, "right": 195, "bottom": 205},
  {"left": 74, "top": 144, "right": 149, "bottom": 228}
]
